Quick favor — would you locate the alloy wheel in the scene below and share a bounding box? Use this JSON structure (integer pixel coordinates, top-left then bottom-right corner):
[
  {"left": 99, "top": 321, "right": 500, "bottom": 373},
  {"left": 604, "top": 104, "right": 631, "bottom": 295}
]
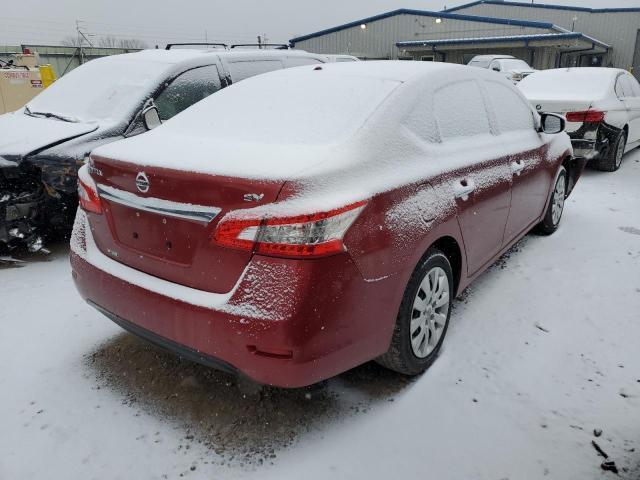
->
[
  {"left": 551, "top": 174, "right": 566, "bottom": 226},
  {"left": 410, "top": 266, "right": 450, "bottom": 358}
]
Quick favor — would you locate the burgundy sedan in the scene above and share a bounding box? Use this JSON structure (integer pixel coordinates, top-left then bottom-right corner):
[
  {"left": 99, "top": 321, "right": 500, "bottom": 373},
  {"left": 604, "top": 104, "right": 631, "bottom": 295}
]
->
[{"left": 71, "top": 62, "right": 584, "bottom": 387}]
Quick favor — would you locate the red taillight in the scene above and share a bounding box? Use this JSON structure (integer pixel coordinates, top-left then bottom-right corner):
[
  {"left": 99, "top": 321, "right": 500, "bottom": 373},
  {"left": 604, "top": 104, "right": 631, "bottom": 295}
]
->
[
  {"left": 565, "top": 110, "right": 605, "bottom": 123},
  {"left": 213, "top": 200, "right": 367, "bottom": 258},
  {"left": 77, "top": 164, "right": 102, "bottom": 214}
]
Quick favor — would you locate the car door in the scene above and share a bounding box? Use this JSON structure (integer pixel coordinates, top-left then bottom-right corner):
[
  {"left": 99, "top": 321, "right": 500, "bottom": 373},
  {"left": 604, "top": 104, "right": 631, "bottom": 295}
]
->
[
  {"left": 154, "top": 64, "right": 223, "bottom": 122},
  {"left": 483, "top": 79, "right": 549, "bottom": 240},
  {"left": 430, "top": 79, "right": 513, "bottom": 276},
  {"left": 620, "top": 74, "right": 640, "bottom": 145}
]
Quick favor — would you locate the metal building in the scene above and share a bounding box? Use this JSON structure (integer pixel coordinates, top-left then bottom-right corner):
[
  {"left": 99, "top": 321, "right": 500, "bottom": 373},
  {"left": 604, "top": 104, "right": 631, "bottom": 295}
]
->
[{"left": 290, "top": 0, "right": 640, "bottom": 77}]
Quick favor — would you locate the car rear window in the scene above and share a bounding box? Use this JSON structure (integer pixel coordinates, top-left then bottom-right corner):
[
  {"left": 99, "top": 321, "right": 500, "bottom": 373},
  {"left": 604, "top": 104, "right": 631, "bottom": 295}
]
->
[{"left": 162, "top": 68, "right": 401, "bottom": 145}]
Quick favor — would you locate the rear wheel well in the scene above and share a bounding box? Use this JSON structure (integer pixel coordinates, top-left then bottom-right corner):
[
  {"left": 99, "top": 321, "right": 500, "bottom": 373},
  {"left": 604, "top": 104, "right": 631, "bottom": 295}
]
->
[{"left": 430, "top": 236, "right": 462, "bottom": 295}]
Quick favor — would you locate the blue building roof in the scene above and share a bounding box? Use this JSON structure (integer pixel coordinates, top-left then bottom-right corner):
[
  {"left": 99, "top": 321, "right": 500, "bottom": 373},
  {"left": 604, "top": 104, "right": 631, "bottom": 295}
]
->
[
  {"left": 289, "top": 9, "right": 556, "bottom": 45},
  {"left": 445, "top": 1, "right": 640, "bottom": 15},
  {"left": 396, "top": 32, "right": 610, "bottom": 49}
]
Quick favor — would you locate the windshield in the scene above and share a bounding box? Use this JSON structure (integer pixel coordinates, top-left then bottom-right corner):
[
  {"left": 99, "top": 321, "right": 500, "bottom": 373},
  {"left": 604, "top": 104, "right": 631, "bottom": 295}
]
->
[
  {"left": 498, "top": 59, "right": 531, "bottom": 71},
  {"left": 519, "top": 68, "right": 614, "bottom": 100},
  {"left": 26, "top": 56, "right": 172, "bottom": 124}
]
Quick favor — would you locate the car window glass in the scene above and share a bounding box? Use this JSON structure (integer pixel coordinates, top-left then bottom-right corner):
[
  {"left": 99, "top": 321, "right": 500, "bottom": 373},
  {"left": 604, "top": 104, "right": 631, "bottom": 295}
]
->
[
  {"left": 434, "top": 80, "right": 491, "bottom": 140},
  {"left": 403, "top": 96, "right": 439, "bottom": 143},
  {"left": 622, "top": 75, "right": 640, "bottom": 98},
  {"left": 629, "top": 75, "right": 640, "bottom": 97},
  {"left": 155, "top": 65, "right": 221, "bottom": 121},
  {"left": 484, "top": 80, "right": 535, "bottom": 133},
  {"left": 227, "top": 60, "right": 284, "bottom": 82},
  {"left": 286, "top": 57, "right": 323, "bottom": 67},
  {"left": 336, "top": 57, "right": 357, "bottom": 62},
  {"left": 615, "top": 76, "right": 627, "bottom": 98}
]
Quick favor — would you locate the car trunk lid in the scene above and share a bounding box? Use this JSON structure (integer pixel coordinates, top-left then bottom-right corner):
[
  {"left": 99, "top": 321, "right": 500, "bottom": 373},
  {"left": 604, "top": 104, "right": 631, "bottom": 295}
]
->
[
  {"left": 528, "top": 98, "right": 594, "bottom": 133},
  {"left": 87, "top": 154, "right": 285, "bottom": 293}
]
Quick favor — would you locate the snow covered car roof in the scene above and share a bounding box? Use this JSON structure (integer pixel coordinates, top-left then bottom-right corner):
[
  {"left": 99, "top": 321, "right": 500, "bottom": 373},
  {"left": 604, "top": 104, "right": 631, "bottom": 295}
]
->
[{"left": 92, "top": 61, "right": 538, "bottom": 184}]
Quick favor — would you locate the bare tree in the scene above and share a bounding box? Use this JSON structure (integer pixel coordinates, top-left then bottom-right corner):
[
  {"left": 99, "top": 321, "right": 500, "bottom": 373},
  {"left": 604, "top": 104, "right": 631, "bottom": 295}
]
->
[
  {"left": 61, "top": 35, "right": 147, "bottom": 49},
  {"left": 117, "top": 38, "right": 147, "bottom": 49},
  {"left": 61, "top": 35, "right": 81, "bottom": 47},
  {"left": 96, "top": 35, "right": 120, "bottom": 48}
]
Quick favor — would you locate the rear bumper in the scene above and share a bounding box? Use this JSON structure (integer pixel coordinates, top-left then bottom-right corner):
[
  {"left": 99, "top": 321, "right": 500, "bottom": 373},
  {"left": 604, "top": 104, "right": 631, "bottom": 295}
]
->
[
  {"left": 88, "top": 301, "right": 239, "bottom": 376},
  {"left": 570, "top": 138, "right": 601, "bottom": 158},
  {"left": 569, "top": 122, "right": 622, "bottom": 160},
  {"left": 70, "top": 213, "right": 400, "bottom": 388}
]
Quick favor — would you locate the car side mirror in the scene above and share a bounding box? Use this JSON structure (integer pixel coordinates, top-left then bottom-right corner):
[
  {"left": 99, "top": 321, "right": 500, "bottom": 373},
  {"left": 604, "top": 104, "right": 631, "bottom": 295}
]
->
[
  {"left": 142, "top": 105, "right": 162, "bottom": 130},
  {"left": 492, "top": 66, "right": 500, "bottom": 72},
  {"left": 539, "top": 113, "right": 565, "bottom": 134}
]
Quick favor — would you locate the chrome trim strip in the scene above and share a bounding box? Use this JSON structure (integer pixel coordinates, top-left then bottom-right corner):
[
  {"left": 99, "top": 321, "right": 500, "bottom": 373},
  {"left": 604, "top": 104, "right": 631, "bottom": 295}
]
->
[{"left": 97, "top": 184, "right": 221, "bottom": 224}]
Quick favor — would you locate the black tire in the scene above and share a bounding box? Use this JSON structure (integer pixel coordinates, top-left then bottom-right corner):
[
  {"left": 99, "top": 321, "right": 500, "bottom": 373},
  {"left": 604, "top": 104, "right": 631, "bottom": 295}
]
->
[
  {"left": 376, "top": 248, "right": 453, "bottom": 376},
  {"left": 535, "top": 166, "right": 567, "bottom": 236},
  {"left": 594, "top": 130, "right": 626, "bottom": 172}
]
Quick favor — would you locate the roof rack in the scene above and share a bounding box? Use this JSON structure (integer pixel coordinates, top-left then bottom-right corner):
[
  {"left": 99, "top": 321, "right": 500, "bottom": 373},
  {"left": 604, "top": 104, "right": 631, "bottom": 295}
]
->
[
  {"left": 165, "top": 43, "right": 228, "bottom": 50},
  {"left": 230, "top": 43, "right": 291, "bottom": 50}
]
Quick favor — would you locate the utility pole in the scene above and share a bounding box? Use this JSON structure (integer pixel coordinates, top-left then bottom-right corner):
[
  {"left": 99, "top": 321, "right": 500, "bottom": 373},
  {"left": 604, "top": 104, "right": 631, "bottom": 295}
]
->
[
  {"left": 257, "top": 34, "right": 268, "bottom": 49},
  {"left": 75, "top": 20, "right": 93, "bottom": 64}
]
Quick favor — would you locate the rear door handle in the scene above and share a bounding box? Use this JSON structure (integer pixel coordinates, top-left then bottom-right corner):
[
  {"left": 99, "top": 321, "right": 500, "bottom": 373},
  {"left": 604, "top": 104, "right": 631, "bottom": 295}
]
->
[
  {"left": 511, "top": 160, "right": 525, "bottom": 175},
  {"left": 454, "top": 178, "right": 476, "bottom": 200}
]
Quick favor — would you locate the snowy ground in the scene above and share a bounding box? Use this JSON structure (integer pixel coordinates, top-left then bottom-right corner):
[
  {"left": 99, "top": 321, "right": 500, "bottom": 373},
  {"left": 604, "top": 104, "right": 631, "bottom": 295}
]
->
[{"left": 1, "top": 150, "right": 640, "bottom": 480}]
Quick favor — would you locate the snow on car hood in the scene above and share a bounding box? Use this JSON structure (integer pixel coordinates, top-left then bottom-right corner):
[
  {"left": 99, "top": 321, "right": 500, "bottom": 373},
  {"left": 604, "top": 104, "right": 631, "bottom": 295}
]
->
[{"left": 0, "top": 111, "right": 98, "bottom": 158}]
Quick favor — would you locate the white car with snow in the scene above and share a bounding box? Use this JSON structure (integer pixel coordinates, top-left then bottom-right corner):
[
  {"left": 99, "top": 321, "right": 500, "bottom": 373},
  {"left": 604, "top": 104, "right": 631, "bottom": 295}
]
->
[
  {"left": 468, "top": 55, "right": 536, "bottom": 83},
  {"left": 519, "top": 68, "right": 640, "bottom": 171}
]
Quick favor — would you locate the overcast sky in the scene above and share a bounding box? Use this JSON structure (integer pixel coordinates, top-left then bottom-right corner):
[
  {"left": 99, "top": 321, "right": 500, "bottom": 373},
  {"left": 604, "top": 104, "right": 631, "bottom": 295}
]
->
[{"left": 2, "top": 0, "right": 639, "bottom": 47}]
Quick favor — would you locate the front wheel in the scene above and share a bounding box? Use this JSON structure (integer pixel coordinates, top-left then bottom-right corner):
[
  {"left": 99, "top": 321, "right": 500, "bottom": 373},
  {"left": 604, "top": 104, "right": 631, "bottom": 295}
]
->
[
  {"left": 535, "top": 166, "right": 566, "bottom": 236},
  {"left": 376, "top": 248, "right": 453, "bottom": 375}
]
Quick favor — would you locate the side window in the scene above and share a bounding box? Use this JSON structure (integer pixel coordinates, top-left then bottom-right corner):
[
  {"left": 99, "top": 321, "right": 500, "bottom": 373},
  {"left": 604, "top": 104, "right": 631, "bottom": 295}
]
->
[
  {"left": 629, "top": 75, "right": 640, "bottom": 97},
  {"left": 155, "top": 65, "right": 221, "bottom": 121},
  {"left": 286, "top": 57, "right": 323, "bottom": 67},
  {"left": 403, "top": 96, "right": 439, "bottom": 143},
  {"left": 484, "top": 80, "right": 535, "bottom": 133},
  {"left": 434, "top": 80, "right": 491, "bottom": 141},
  {"left": 615, "top": 76, "right": 627, "bottom": 98},
  {"left": 336, "top": 57, "right": 357, "bottom": 63},
  {"left": 227, "top": 60, "right": 284, "bottom": 82},
  {"left": 621, "top": 75, "right": 640, "bottom": 98}
]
